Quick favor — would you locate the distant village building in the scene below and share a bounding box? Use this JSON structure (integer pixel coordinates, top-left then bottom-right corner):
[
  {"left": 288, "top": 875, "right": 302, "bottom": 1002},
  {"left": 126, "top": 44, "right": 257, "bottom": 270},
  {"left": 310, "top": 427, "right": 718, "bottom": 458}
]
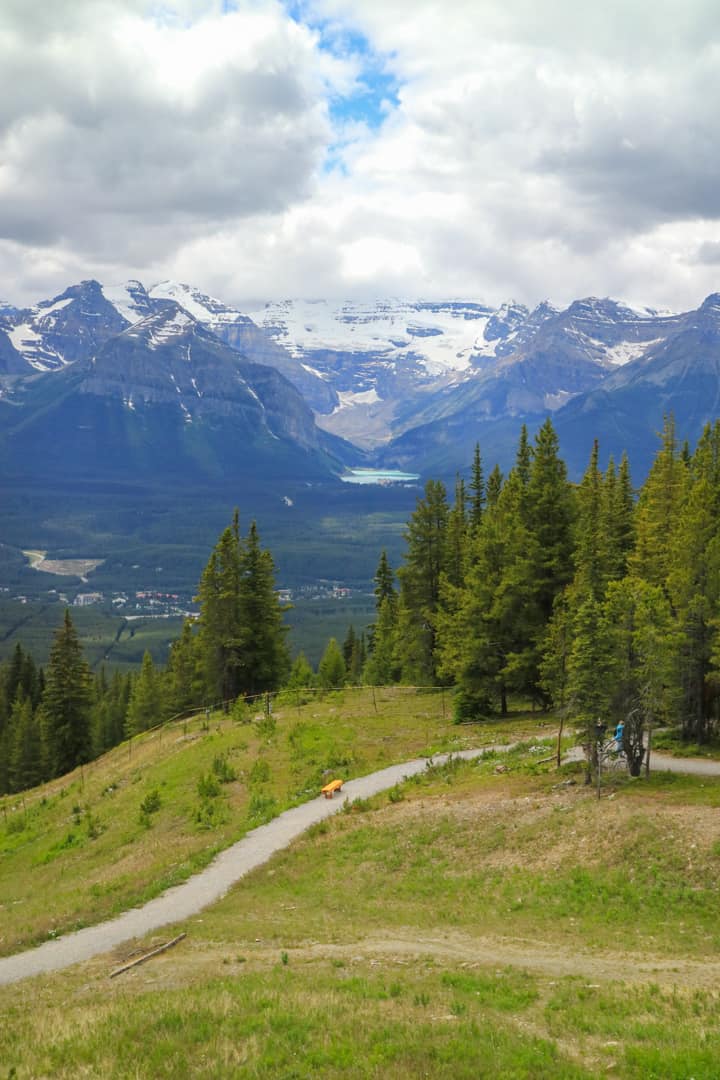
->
[{"left": 74, "top": 592, "right": 104, "bottom": 607}]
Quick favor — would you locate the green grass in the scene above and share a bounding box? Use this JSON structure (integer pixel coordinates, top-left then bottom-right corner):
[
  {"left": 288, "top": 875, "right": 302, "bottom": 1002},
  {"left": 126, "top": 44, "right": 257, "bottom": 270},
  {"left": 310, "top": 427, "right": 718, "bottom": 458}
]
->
[
  {"left": 0, "top": 687, "right": 530, "bottom": 956},
  {"left": 3, "top": 699, "right": 720, "bottom": 1076}
]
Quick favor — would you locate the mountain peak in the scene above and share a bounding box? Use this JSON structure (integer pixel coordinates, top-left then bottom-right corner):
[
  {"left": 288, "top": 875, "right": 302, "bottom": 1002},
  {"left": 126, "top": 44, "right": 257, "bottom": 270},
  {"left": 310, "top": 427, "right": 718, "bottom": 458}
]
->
[{"left": 122, "top": 302, "right": 200, "bottom": 351}]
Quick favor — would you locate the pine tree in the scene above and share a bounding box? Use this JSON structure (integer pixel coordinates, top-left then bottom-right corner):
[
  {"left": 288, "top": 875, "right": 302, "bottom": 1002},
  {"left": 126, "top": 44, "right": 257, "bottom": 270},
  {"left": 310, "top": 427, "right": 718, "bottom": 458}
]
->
[
  {"left": 603, "top": 578, "right": 676, "bottom": 775},
  {"left": 515, "top": 424, "right": 531, "bottom": 487},
  {"left": 469, "top": 442, "right": 485, "bottom": 529},
  {"left": 574, "top": 439, "right": 607, "bottom": 601},
  {"left": 666, "top": 421, "right": 720, "bottom": 741},
  {"left": 9, "top": 694, "right": 43, "bottom": 793},
  {"left": 396, "top": 479, "right": 449, "bottom": 683},
  {"left": 565, "top": 595, "right": 615, "bottom": 781},
  {"left": 236, "top": 521, "right": 290, "bottom": 696},
  {"left": 195, "top": 522, "right": 243, "bottom": 702},
  {"left": 363, "top": 597, "right": 399, "bottom": 685},
  {"left": 522, "top": 418, "right": 575, "bottom": 697},
  {"left": 485, "top": 464, "right": 503, "bottom": 509},
  {"left": 195, "top": 514, "right": 289, "bottom": 701},
  {"left": 438, "top": 472, "right": 538, "bottom": 715},
  {"left": 342, "top": 625, "right": 357, "bottom": 670},
  {"left": 373, "top": 550, "right": 397, "bottom": 609},
  {"left": 286, "top": 652, "right": 316, "bottom": 690},
  {"left": 41, "top": 609, "right": 92, "bottom": 778},
  {"left": 631, "top": 414, "right": 687, "bottom": 588},
  {"left": 165, "top": 620, "right": 202, "bottom": 716},
  {"left": 317, "top": 638, "right": 346, "bottom": 689},
  {"left": 445, "top": 475, "right": 469, "bottom": 589},
  {"left": 602, "top": 453, "right": 635, "bottom": 582},
  {"left": 125, "top": 651, "right": 163, "bottom": 737}
]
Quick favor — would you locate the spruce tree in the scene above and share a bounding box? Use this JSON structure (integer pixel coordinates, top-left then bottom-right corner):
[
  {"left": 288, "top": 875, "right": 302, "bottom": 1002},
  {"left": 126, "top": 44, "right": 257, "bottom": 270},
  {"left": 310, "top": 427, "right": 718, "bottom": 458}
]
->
[
  {"left": 41, "top": 609, "right": 92, "bottom": 778},
  {"left": 286, "top": 652, "right": 316, "bottom": 690},
  {"left": 9, "top": 694, "right": 42, "bottom": 793},
  {"left": 373, "top": 550, "right": 397, "bottom": 609},
  {"left": 317, "top": 638, "right": 346, "bottom": 689},
  {"left": 469, "top": 442, "right": 485, "bottom": 529},
  {"left": 631, "top": 414, "right": 686, "bottom": 588},
  {"left": 396, "top": 480, "right": 449, "bottom": 684},
  {"left": 125, "top": 651, "right": 163, "bottom": 737},
  {"left": 363, "top": 597, "right": 399, "bottom": 686},
  {"left": 236, "top": 521, "right": 290, "bottom": 696},
  {"left": 485, "top": 464, "right": 503, "bottom": 508}
]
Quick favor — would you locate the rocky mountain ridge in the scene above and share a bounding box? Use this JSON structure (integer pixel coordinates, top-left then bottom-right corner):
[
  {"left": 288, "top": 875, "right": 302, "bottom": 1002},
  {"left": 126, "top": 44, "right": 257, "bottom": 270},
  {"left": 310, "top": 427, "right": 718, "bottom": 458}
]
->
[{"left": 2, "top": 277, "right": 720, "bottom": 481}]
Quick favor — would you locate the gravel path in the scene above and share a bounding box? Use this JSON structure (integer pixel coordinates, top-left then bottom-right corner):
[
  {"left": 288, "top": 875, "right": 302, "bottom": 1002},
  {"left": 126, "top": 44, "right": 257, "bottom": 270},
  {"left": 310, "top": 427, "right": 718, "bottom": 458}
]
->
[{"left": 1, "top": 743, "right": 718, "bottom": 986}]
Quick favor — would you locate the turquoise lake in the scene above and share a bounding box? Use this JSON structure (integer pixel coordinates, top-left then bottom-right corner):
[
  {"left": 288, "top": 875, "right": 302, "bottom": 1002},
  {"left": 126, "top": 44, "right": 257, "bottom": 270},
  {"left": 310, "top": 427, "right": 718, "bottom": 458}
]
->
[{"left": 341, "top": 468, "right": 421, "bottom": 485}]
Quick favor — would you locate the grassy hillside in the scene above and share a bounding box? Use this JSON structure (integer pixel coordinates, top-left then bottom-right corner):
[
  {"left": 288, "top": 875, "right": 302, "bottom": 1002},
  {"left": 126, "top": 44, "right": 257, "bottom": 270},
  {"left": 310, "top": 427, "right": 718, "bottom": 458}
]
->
[{"left": 2, "top": 694, "right": 720, "bottom": 1077}]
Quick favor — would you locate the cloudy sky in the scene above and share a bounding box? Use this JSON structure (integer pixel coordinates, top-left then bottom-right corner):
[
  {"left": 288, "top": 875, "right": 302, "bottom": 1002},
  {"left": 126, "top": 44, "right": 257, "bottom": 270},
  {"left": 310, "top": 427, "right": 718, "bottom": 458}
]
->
[{"left": 2, "top": 0, "right": 719, "bottom": 309}]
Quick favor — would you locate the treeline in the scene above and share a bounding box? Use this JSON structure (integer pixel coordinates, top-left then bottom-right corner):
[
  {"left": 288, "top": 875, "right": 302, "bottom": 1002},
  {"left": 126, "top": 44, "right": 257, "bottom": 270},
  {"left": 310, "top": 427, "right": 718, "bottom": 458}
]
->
[
  {"left": 0, "top": 515, "right": 289, "bottom": 795},
  {"left": 4, "top": 415, "right": 720, "bottom": 795},
  {"left": 360, "top": 416, "right": 720, "bottom": 771}
]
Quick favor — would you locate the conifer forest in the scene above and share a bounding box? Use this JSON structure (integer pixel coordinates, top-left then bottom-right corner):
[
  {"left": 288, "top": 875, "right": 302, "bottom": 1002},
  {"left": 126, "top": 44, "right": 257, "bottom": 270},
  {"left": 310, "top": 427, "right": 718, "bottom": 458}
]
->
[{"left": 2, "top": 414, "right": 719, "bottom": 795}]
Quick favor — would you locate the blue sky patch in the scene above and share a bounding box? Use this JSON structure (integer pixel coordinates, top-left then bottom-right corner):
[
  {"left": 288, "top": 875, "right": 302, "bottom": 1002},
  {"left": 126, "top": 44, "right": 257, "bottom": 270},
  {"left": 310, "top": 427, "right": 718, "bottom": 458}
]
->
[{"left": 282, "top": 1, "right": 400, "bottom": 133}]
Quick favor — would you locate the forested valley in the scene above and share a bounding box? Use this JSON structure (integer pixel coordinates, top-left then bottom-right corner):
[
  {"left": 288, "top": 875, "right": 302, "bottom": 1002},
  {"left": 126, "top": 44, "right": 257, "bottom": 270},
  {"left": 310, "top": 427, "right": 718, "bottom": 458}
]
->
[{"left": 2, "top": 413, "right": 719, "bottom": 796}]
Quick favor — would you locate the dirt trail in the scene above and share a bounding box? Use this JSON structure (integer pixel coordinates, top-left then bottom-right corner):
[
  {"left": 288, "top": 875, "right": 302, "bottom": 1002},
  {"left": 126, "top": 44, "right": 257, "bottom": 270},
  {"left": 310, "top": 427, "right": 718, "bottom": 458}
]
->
[{"left": 1, "top": 744, "right": 718, "bottom": 987}]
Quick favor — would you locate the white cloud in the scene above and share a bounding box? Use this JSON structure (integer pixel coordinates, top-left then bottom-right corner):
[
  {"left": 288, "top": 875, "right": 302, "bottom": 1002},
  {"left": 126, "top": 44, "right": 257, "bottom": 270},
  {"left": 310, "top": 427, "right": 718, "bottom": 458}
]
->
[{"left": 2, "top": 0, "right": 720, "bottom": 311}]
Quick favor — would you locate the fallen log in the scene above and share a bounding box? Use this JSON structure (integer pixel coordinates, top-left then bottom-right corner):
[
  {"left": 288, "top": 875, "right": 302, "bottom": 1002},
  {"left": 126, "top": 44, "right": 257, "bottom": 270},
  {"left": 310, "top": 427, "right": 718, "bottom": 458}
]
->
[{"left": 109, "top": 932, "right": 187, "bottom": 978}]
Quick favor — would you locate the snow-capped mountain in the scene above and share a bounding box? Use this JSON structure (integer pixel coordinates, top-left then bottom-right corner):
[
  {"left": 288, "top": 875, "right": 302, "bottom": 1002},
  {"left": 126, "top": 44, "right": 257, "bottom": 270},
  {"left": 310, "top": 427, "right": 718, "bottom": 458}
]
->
[
  {"left": 0, "top": 294, "right": 353, "bottom": 492},
  {"left": 0, "top": 280, "right": 129, "bottom": 372},
  {"left": 2, "top": 275, "right": 720, "bottom": 483}
]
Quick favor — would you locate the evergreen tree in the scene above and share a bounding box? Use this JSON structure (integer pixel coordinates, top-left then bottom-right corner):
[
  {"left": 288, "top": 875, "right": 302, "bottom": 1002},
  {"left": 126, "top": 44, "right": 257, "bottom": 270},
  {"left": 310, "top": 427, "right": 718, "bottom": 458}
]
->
[
  {"left": 9, "top": 694, "right": 42, "bottom": 793},
  {"left": 469, "top": 442, "right": 485, "bottom": 529},
  {"left": 93, "top": 669, "right": 131, "bottom": 755},
  {"left": 574, "top": 439, "right": 607, "bottom": 600},
  {"left": 125, "top": 651, "right": 163, "bottom": 737},
  {"left": 522, "top": 418, "right": 575, "bottom": 697},
  {"left": 565, "top": 595, "right": 615, "bottom": 781},
  {"left": 515, "top": 424, "right": 531, "bottom": 487},
  {"left": 195, "top": 514, "right": 289, "bottom": 701},
  {"left": 41, "top": 610, "right": 92, "bottom": 778},
  {"left": 236, "top": 521, "right": 290, "bottom": 696},
  {"left": 602, "top": 453, "right": 635, "bottom": 582},
  {"left": 396, "top": 479, "right": 449, "bottom": 683},
  {"left": 438, "top": 472, "right": 538, "bottom": 715},
  {"left": 342, "top": 625, "right": 357, "bottom": 670},
  {"left": 603, "top": 578, "right": 676, "bottom": 775},
  {"left": 445, "top": 475, "right": 469, "bottom": 589},
  {"left": 165, "top": 620, "right": 202, "bottom": 717},
  {"left": 317, "top": 638, "right": 346, "bottom": 689},
  {"left": 666, "top": 421, "right": 720, "bottom": 741},
  {"left": 373, "top": 550, "right": 397, "bottom": 609},
  {"left": 285, "top": 652, "right": 316, "bottom": 690},
  {"left": 631, "top": 414, "right": 687, "bottom": 588},
  {"left": 363, "top": 597, "right": 399, "bottom": 685},
  {"left": 195, "top": 520, "right": 244, "bottom": 702},
  {"left": 485, "top": 464, "right": 503, "bottom": 509}
]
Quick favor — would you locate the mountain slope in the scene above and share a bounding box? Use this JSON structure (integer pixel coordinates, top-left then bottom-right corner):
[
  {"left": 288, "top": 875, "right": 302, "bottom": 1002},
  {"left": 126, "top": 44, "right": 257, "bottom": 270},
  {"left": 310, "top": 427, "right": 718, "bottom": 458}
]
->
[
  {"left": 0, "top": 304, "right": 346, "bottom": 487},
  {"left": 553, "top": 293, "right": 720, "bottom": 476}
]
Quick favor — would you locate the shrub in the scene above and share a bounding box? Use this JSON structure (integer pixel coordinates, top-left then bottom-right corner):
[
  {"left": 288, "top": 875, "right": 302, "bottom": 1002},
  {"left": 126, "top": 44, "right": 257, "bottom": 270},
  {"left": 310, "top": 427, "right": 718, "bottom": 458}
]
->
[
  {"left": 212, "top": 754, "right": 237, "bottom": 784},
  {"left": 140, "top": 789, "right": 162, "bottom": 815},
  {"left": 453, "top": 687, "right": 494, "bottom": 724}
]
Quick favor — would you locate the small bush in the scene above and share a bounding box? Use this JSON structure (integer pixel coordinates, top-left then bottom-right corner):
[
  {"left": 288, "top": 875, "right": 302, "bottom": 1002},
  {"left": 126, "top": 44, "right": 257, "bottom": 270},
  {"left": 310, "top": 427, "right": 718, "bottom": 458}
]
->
[
  {"left": 231, "top": 697, "right": 250, "bottom": 723},
  {"left": 257, "top": 713, "right": 276, "bottom": 739},
  {"left": 250, "top": 759, "right": 271, "bottom": 786},
  {"left": 248, "top": 792, "right": 277, "bottom": 823},
  {"left": 212, "top": 755, "right": 237, "bottom": 784},
  {"left": 453, "top": 687, "right": 494, "bottom": 724},
  {"left": 197, "top": 773, "right": 221, "bottom": 799},
  {"left": 139, "top": 789, "right": 162, "bottom": 816}
]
